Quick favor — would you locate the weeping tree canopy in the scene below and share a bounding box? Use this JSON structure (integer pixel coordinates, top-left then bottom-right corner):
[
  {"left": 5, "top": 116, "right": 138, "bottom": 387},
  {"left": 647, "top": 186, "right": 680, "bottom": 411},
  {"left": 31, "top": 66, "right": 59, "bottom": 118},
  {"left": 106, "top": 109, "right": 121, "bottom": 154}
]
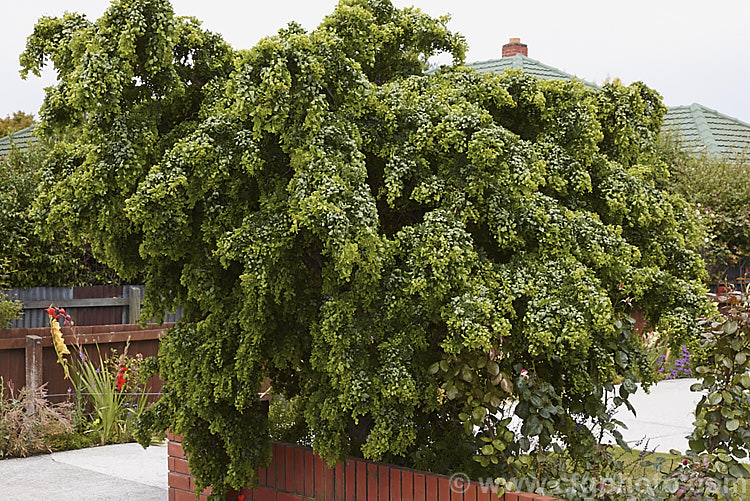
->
[{"left": 23, "top": 0, "right": 710, "bottom": 495}]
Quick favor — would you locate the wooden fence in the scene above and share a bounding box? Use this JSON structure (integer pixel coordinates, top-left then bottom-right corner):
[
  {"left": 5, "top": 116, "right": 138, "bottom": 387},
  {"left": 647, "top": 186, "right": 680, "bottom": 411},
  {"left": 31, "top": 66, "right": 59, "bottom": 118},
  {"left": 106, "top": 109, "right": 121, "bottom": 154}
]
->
[
  {"left": 0, "top": 285, "right": 180, "bottom": 402},
  {"left": 5, "top": 285, "right": 181, "bottom": 329},
  {"left": 0, "top": 323, "right": 172, "bottom": 403}
]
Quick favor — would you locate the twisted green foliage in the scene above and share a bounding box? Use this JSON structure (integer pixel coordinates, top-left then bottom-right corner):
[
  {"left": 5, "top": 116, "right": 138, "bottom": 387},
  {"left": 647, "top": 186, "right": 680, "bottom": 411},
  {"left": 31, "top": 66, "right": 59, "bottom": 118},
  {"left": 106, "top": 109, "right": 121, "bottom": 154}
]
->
[{"left": 23, "top": 0, "right": 710, "bottom": 496}]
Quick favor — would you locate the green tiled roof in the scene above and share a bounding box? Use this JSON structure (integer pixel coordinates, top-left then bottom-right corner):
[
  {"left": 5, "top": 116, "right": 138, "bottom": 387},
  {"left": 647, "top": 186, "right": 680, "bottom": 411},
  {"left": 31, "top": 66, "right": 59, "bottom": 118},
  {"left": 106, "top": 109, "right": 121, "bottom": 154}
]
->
[
  {"left": 457, "top": 54, "right": 749, "bottom": 158},
  {"left": 466, "top": 54, "right": 599, "bottom": 89},
  {"left": 0, "top": 124, "right": 40, "bottom": 157},
  {"left": 663, "top": 104, "right": 750, "bottom": 158}
]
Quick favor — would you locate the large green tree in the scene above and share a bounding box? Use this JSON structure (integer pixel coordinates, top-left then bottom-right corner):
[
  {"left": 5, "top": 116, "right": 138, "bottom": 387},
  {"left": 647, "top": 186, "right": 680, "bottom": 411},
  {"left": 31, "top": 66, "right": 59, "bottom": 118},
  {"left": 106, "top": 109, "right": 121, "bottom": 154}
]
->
[{"left": 22, "top": 0, "right": 710, "bottom": 495}]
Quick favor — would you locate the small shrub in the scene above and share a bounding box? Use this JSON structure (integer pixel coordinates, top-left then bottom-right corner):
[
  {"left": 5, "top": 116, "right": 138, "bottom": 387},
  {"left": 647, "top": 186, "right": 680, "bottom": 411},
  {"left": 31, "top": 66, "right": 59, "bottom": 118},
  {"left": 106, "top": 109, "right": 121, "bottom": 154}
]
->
[
  {"left": 0, "top": 380, "right": 74, "bottom": 458},
  {"left": 44, "top": 430, "right": 98, "bottom": 452},
  {"left": 662, "top": 137, "right": 750, "bottom": 286},
  {"left": 0, "top": 291, "right": 22, "bottom": 328},
  {"left": 687, "top": 290, "right": 750, "bottom": 496},
  {"left": 0, "top": 258, "right": 22, "bottom": 327}
]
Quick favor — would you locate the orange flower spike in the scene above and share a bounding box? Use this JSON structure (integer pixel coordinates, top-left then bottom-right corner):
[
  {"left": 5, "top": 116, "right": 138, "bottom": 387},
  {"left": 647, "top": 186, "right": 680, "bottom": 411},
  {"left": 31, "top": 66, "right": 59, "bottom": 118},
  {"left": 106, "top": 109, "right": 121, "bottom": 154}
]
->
[{"left": 51, "top": 318, "right": 70, "bottom": 356}]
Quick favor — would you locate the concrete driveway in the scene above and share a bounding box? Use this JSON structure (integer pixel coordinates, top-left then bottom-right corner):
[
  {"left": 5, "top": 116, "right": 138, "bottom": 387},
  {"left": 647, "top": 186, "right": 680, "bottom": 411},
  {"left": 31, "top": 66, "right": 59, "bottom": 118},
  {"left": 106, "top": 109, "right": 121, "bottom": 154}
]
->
[
  {"left": 0, "top": 442, "right": 167, "bottom": 501},
  {"left": 614, "top": 377, "right": 703, "bottom": 453}
]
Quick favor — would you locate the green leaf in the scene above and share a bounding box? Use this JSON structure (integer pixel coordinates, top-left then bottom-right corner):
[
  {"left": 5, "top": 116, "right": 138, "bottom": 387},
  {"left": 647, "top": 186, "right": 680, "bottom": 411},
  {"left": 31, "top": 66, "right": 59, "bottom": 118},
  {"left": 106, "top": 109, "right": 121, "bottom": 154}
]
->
[
  {"left": 487, "top": 360, "right": 500, "bottom": 377},
  {"left": 664, "top": 479, "right": 680, "bottom": 494},
  {"left": 472, "top": 406, "right": 487, "bottom": 422},
  {"left": 519, "top": 437, "right": 530, "bottom": 451},
  {"left": 726, "top": 419, "right": 740, "bottom": 431},
  {"left": 499, "top": 376, "right": 513, "bottom": 394},
  {"left": 445, "top": 385, "right": 459, "bottom": 400},
  {"left": 615, "top": 351, "right": 628, "bottom": 368},
  {"left": 622, "top": 378, "right": 637, "bottom": 393},
  {"left": 729, "top": 465, "right": 748, "bottom": 478},
  {"left": 708, "top": 392, "right": 723, "bottom": 405},
  {"left": 489, "top": 394, "right": 502, "bottom": 408},
  {"left": 735, "top": 352, "right": 747, "bottom": 366},
  {"left": 688, "top": 439, "right": 705, "bottom": 452},
  {"left": 724, "top": 321, "right": 739, "bottom": 334}
]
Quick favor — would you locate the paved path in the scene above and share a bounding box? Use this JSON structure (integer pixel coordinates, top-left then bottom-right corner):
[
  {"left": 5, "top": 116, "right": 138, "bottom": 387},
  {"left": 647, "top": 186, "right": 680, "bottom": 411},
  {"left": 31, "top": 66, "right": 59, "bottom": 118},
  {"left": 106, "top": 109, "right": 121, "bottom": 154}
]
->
[
  {"left": 614, "top": 377, "right": 702, "bottom": 453},
  {"left": 0, "top": 442, "right": 167, "bottom": 501}
]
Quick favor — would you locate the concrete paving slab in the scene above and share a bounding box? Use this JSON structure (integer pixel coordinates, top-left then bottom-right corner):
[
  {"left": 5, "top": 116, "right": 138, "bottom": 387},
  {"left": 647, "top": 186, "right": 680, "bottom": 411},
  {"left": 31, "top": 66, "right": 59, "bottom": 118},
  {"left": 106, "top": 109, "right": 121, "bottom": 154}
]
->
[
  {"left": 0, "top": 443, "right": 167, "bottom": 501},
  {"left": 613, "top": 377, "right": 703, "bottom": 453},
  {"left": 51, "top": 442, "right": 167, "bottom": 489}
]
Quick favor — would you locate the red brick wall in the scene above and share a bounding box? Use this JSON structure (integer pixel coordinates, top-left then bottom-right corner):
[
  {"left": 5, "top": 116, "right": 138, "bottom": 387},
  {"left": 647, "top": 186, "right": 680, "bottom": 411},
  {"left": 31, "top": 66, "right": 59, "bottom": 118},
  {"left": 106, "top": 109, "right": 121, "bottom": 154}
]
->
[{"left": 167, "top": 432, "right": 560, "bottom": 501}]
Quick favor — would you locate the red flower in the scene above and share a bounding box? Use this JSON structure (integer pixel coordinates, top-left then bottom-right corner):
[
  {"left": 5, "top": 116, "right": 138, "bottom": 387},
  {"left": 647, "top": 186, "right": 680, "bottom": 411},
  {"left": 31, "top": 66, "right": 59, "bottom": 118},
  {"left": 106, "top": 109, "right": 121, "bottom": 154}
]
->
[
  {"left": 45, "top": 307, "right": 56, "bottom": 316},
  {"left": 238, "top": 495, "right": 245, "bottom": 501},
  {"left": 116, "top": 367, "right": 130, "bottom": 390}
]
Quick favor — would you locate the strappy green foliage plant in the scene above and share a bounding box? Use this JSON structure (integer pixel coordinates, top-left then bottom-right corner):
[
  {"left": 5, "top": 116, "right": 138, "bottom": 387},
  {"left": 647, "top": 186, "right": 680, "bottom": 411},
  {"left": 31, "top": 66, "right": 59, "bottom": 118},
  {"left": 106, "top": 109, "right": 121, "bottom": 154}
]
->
[{"left": 22, "top": 0, "right": 711, "bottom": 496}]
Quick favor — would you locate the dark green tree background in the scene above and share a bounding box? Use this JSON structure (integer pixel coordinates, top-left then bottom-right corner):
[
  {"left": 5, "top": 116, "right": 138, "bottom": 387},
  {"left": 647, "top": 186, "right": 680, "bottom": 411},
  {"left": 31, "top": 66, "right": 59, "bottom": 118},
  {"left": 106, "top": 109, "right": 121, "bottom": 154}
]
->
[
  {"left": 0, "top": 111, "right": 34, "bottom": 136},
  {"left": 22, "top": 0, "right": 710, "bottom": 495},
  {"left": 0, "top": 145, "right": 117, "bottom": 287},
  {"left": 661, "top": 138, "right": 750, "bottom": 286}
]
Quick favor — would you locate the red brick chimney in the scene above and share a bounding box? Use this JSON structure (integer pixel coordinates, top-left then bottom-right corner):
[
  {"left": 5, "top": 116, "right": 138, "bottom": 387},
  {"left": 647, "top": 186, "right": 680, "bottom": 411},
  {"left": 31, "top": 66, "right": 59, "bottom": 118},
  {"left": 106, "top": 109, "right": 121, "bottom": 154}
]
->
[{"left": 502, "top": 37, "right": 528, "bottom": 57}]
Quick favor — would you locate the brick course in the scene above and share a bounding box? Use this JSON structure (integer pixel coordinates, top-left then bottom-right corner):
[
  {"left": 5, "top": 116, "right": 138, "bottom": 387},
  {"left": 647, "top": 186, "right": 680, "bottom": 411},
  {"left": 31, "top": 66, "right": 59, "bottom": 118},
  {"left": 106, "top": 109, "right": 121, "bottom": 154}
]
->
[{"left": 167, "top": 431, "right": 561, "bottom": 501}]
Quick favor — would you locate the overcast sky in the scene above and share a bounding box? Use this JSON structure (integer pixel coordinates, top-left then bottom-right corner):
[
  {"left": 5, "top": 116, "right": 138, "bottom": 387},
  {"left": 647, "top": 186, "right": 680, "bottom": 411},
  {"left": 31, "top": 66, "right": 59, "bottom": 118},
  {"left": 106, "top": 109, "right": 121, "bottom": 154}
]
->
[{"left": 2, "top": 0, "right": 749, "bottom": 124}]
